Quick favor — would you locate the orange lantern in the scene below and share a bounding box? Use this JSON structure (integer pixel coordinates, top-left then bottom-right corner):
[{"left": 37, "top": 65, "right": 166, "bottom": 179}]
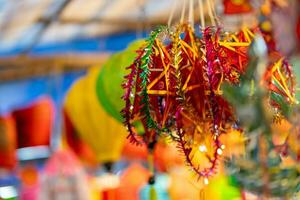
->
[
  {"left": 122, "top": 139, "right": 148, "bottom": 161},
  {"left": 122, "top": 139, "right": 184, "bottom": 172},
  {"left": 0, "top": 114, "right": 17, "bottom": 169},
  {"left": 13, "top": 96, "right": 54, "bottom": 148}
]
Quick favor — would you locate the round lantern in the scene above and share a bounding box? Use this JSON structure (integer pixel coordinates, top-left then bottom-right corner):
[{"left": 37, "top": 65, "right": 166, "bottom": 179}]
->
[
  {"left": 96, "top": 40, "right": 145, "bottom": 122},
  {"left": 64, "top": 67, "right": 127, "bottom": 163},
  {"left": 13, "top": 96, "right": 54, "bottom": 148},
  {"left": 0, "top": 115, "right": 17, "bottom": 170}
]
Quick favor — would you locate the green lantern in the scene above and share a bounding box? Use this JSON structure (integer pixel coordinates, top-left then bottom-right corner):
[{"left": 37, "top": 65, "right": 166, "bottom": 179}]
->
[{"left": 96, "top": 40, "right": 145, "bottom": 122}]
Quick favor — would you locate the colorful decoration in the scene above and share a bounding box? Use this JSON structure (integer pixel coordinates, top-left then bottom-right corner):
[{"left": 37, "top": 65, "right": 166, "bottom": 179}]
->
[
  {"left": 223, "top": 34, "right": 299, "bottom": 197},
  {"left": 13, "top": 96, "right": 54, "bottom": 148},
  {"left": 121, "top": 19, "right": 296, "bottom": 187},
  {"left": 121, "top": 24, "right": 254, "bottom": 179}
]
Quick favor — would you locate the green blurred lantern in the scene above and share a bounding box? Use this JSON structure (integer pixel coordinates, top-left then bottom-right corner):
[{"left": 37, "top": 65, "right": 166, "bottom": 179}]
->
[{"left": 96, "top": 40, "right": 145, "bottom": 122}]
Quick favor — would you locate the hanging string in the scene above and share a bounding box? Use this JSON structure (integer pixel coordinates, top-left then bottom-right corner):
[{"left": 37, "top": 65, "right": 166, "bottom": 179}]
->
[
  {"left": 198, "top": 0, "right": 205, "bottom": 28},
  {"left": 210, "top": 0, "right": 220, "bottom": 26},
  {"left": 189, "top": 0, "right": 195, "bottom": 28},
  {"left": 168, "top": 0, "right": 178, "bottom": 27},
  {"left": 206, "top": 0, "right": 216, "bottom": 26},
  {"left": 180, "top": 0, "right": 187, "bottom": 23}
]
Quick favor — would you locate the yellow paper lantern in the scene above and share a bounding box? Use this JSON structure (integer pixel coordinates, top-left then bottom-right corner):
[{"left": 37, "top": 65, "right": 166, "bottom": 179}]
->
[{"left": 64, "top": 67, "right": 127, "bottom": 163}]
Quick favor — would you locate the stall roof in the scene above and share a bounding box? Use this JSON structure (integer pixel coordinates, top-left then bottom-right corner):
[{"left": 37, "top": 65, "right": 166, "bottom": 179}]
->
[{"left": 0, "top": 0, "right": 188, "bottom": 55}]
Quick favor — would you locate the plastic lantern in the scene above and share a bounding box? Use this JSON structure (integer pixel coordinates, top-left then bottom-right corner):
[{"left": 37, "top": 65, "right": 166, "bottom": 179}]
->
[
  {"left": 96, "top": 40, "right": 145, "bottom": 122},
  {"left": 62, "top": 109, "right": 98, "bottom": 167},
  {"left": 0, "top": 115, "right": 17, "bottom": 170},
  {"left": 64, "top": 67, "right": 127, "bottom": 163},
  {"left": 13, "top": 96, "right": 54, "bottom": 148}
]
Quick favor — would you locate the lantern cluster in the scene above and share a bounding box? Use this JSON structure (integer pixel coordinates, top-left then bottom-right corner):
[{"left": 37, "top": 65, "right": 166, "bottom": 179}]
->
[{"left": 121, "top": 23, "right": 296, "bottom": 179}]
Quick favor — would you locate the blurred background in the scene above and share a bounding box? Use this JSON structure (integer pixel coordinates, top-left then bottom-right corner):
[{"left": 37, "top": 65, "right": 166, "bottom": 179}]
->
[{"left": 0, "top": 0, "right": 299, "bottom": 200}]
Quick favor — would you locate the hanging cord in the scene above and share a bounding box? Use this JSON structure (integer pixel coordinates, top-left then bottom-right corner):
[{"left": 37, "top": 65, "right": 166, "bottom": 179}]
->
[
  {"left": 210, "top": 0, "right": 220, "bottom": 26},
  {"left": 189, "top": 0, "right": 195, "bottom": 28},
  {"left": 206, "top": 0, "right": 216, "bottom": 26},
  {"left": 198, "top": 0, "right": 205, "bottom": 28},
  {"left": 180, "top": 0, "right": 187, "bottom": 23},
  {"left": 168, "top": 0, "right": 178, "bottom": 27}
]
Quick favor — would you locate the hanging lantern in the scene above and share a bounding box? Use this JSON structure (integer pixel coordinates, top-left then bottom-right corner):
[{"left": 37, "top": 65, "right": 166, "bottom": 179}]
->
[
  {"left": 13, "top": 96, "right": 54, "bottom": 148},
  {"left": 223, "top": 0, "right": 253, "bottom": 14},
  {"left": 64, "top": 67, "right": 127, "bottom": 163},
  {"left": 96, "top": 40, "right": 145, "bottom": 123},
  {"left": 0, "top": 115, "right": 17, "bottom": 170},
  {"left": 223, "top": 33, "right": 299, "bottom": 197},
  {"left": 121, "top": 24, "right": 256, "bottom": 179}
]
